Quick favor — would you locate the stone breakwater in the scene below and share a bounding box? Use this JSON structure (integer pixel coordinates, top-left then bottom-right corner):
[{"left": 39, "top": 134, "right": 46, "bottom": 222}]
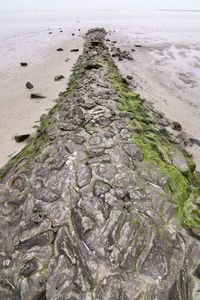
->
[{"left": 0, "top": 28, "right": 199, "bottom": 299}]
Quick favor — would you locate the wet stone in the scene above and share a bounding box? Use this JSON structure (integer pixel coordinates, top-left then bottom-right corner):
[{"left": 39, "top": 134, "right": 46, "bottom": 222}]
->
[
  {"left": 76, "top": 164, "right": 92, "bottom": 188},
  {"left": 94, "top": 181, "right": 111, "bottom": 197},
  {"left": 15, "top": 231, "right": 54, "bottom": 251},
  {"left": 123, "top": 143, "right": 143, "bottom": 161},
  {"left": 170, "top": 150, "right": 189, "bottom": 174},
  {"left": 20, "top": 259, "right": 38, "bottom": 277},
  {"left": 87, "top": 147, "right": 105, "bottom": 158},
  {"left": 120, "top": 128, "right": 132, "bottom": 139},
  {"left": 89, "top": 134, "right": 102, "bottom": 145}
]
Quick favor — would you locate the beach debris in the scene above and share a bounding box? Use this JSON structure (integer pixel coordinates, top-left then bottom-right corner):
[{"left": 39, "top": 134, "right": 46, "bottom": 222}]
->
[
  {"left": 131, "top": 48, "right": 136, "bottom": 52},
  {"left": 72, "top": 33, "right": 75, "bottom": 36},
  {"left": 127, "top": 75, "right": 133, "bottom": 80},
  {"left": 30, "top": 93, "right": 46, "bottom": 99},
  {"left": 57, "top": 48, "right": 63, "bottom": 52},
  {"left": 172, "top": 121, "right": 182, "bottom": 131},
  {"left": 135, "top": 44, "right": 142, "bottom": 48},
  {"left": 26, "top": 81, "right": 34, "bottom": 89},
  {"left": 14, "top": 134, "right": 30, "bottom": 143},
  {"left": 54, "top": 75, "right": 65, "bottom": 81},
  {"left": 20, "top": 62, "right": 28, "bottom": 67},
  {"left": 70, "top": 49, "right": 79, "bottom": 52},
  {"left": 111, "top": 47, "right": 133, "bottom": 61}
]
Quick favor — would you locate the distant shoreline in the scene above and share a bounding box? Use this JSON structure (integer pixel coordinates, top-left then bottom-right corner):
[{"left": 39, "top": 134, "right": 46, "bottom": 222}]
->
[{"left": 159, "top": 9, "right": 200, "bottom": 13}]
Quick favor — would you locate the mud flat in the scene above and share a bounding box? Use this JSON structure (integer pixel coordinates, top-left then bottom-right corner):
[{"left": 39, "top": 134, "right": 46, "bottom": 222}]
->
[{"left": 0, "top": 28, "right": 199, "bottom": 299}]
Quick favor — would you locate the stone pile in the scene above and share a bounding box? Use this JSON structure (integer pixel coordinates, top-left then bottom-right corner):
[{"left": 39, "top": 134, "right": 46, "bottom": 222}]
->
[{"left": 0, "top": 28, "right": 199, "bottom": 299}]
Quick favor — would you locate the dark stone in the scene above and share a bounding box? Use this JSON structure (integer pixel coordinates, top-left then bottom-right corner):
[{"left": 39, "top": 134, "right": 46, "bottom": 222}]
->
[
  {"left": 26, "top": 81, "right": 33, "bottom": 89},
  {"left": 127, "top": 75, "right": 133, "bottom": 80},
  {"left": 190, "top": 138, "right": 200, "bottom": 146},
  {"left": 15, "top": 231, "right": 54, "bottom": 250},
  {"left": 48, "top": 32, "right": 52, "bottom": 34},
  {"left": 54, "top": 75, "right": 65, "bottom": 81},
  {"left": 70, "top": 49, "right": 79, "bottom": 52},
  {"left": 20, "top": 62, "right": 28, "bottom": 66},
  {"left": 31, "top": 93, "right": 46, "bottom": 99},
  {"left": 134, "top": 44, "right": 142, "bottom": 48},
  {"left": 72, "top": 33, "right": 75, "bottom": 36},
  {"left": 172, "top": 121, "right": 182, "bottom": 131},
  {"left": 57, "top": 48, "right": 63, "bottom": 51},
  {"left": 20, "top": 259, "right": 38, "bottom": 277},
  {"left": 15, "top": 134, "right": 30, "bottom": 143}
]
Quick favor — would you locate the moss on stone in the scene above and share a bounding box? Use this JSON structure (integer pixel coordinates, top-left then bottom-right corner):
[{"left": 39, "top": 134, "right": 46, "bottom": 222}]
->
[{"left": 107, "top": 60, "right": 200, "bottom": 230}]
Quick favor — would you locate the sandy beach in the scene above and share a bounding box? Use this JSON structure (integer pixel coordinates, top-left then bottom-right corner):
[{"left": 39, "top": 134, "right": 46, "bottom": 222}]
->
[{"left": 0, "top": 9, "right": 200, "bottom": 169}]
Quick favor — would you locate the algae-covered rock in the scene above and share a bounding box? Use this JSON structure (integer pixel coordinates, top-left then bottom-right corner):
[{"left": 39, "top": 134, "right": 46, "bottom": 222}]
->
[{"left": 0, "top": 28, "right": 199, "bottom": 299}]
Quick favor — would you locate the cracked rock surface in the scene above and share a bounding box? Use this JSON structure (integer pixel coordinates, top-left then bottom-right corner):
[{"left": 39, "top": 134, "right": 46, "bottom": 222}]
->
[{"left": 0, "top": 28, "right": 200, "bottom": 299}]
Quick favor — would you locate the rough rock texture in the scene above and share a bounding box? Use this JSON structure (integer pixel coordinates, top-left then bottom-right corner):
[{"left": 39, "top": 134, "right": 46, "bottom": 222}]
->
[{"left": 0, "top": 28, "right": 200, "bottom": 299}]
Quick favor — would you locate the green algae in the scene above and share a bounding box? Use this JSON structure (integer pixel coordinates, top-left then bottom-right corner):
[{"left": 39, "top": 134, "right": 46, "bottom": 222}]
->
[
  {"left": 107, "top": 60, "right": 200, "bottom": 230},
  {"left": 0, "top": 59, "right": 86, "bottom": 182}
]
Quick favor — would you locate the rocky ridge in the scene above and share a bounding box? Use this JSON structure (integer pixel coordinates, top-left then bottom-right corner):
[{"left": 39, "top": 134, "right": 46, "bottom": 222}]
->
[{"left": 0, "top": 28, "right": 199, "bottom": 299}]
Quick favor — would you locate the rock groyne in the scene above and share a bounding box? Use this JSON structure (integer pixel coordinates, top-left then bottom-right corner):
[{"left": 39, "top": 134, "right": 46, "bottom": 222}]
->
[{"left": 0, "top": 28, "right": 199, "bottom": 299}]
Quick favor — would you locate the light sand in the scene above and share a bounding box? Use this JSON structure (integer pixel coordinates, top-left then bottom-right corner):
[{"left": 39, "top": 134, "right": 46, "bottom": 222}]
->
[{"left": 0, "top": 30, "right": 83, "bottom": 167}]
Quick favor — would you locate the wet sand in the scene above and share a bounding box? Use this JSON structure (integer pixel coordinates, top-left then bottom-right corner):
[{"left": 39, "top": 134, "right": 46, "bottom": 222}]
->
[
  {"left": 0, "top": 29, "right": 83, "bottom": 167},
  {"left": 108, "top": 29, "right": 200, "bottom": 170}
]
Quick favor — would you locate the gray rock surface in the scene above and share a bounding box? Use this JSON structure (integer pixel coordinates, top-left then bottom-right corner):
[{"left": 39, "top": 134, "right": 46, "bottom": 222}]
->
[{"left": 0, "top": 28, "right": 199, "bottom": 299}]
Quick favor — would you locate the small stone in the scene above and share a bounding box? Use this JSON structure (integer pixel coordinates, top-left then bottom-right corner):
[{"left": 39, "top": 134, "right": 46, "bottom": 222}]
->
[
  {"left": 26, "top": 81, "right": 33, "bottom": 89},
  {"left": 57, "top": 48, "right": 63, "bottom": 51},
  {"left": 87, "top": 147, "right": 105, "bottom": 158},
  {"left": 72, "top": 33, "right": 75, "bottom": 36},
  {"left": 20, "top": 62, "right": 28, "bottom": 67},
  {"left": 60, "top": 30, "right": 63, "bottom": 33},
  {"left": 134, "top": 44, "right": 142, "bottom": 48},
  {"left": 114, "top": 188, "right": 128, "bottom": 199},
  {"left": 170, "top": 150, "right": 189, "bottom": 174},
  {"left": 120, "top": 128, "right": 132, "bottom": 139},
  {"left": 15, "top": 134, "right": 30, "bottom": 143},
  {"left": 123, "top": 143, "right": 143, "bottom": 161},
  {"left": 54, "top": 75, "right": 65, "bottom": 81},
  {"left": 190, "top": 138, "right": 200, "bottom": 147},
  {"left": 94, "top": 181, "right": 110, "bottom": 197},
  {"left": 31, "top": 93, "right": 46, "bottom": 99},
  {"left": 20, "top": 259, "right": 38, "bottom": 277},
  {"left": 48, "top": 32, "right": 52, "bottom": 34},
  {"left": 196, "top": 196, "right": 200, "bottom": 205},
  {"left": 172, "top": 121, "right": 182, "bottom": 131},
  {"left": 127, "top": 75, "right": 133, "bottom": 80},
  {"left": 70, "top": 49, "right": 79, "bottom": 52},
  {"left": 76, "top": 164, "right": 92, "bottom": 188}
]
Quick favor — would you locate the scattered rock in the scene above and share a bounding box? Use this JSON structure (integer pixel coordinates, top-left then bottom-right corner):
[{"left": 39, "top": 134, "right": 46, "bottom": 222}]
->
[
  {"left": 127, "top": 75, "right": 133, "bottom": 80},
  {"left": 54, "top": 75, "right": 65, "bottom": 81},
  {"left": 190, "top": 138, "right": 200, "bottom": 147},
  {"left": 76, "top": 164, "right": 92, "bottom": 188},
  {"left": 60, "top": 30, "right": 63, "bottom": 33},
  {"left": 172, "top": 121, "right": 182, "bottom": 131},
  {"left": 111, "top": 47, "right": 133, "bottom": 61},
  {"left": 26, "top": 81, "right": 33, "bottom": 89},
  {"left": 123, "top": 143, "right": 143, "bottom": 161},
  {"left": 134, "top": 44, "right": 142, "bottom": 48},
  {"left": 72, "top": 33, "right": 75, "bottom": 36},
  {"left": 70, "top": 49, "right": 79, "bottom": 52},
  {"left": 57, "top": 48, "right": 63, "bottom": 52},
  {"left": 94, "top": 181, "right": 110, "bottom": 197},
  {"left": 20, "top": 62, "right": 28, "bottom": 67},
  {"left": 31, "top": 93, "right": 46, "bottom": 99},
  {"left": 14, "top": 134, "right": 30, "bottom": 143},
  {"left": 170, "top": 150, "right": 189, "bottom": 174},
  {"left": 48, "top": 32, "right": 52, "bottom": 34}
]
